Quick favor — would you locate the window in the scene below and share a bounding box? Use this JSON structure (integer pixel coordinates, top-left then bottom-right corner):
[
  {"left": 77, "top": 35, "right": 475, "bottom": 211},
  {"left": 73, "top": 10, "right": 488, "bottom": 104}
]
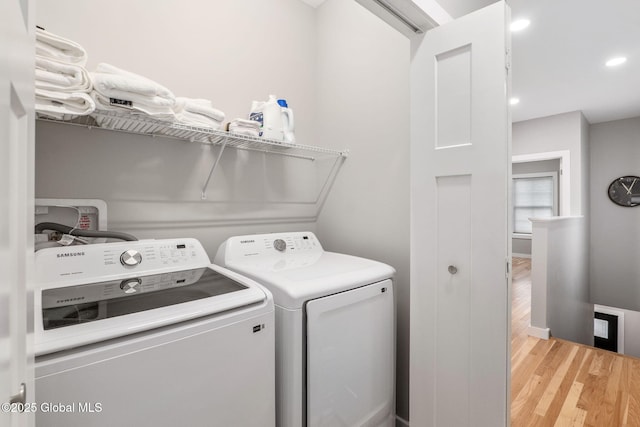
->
[{"left": 512, "top": 172, "right": 558, "bottom": 235}]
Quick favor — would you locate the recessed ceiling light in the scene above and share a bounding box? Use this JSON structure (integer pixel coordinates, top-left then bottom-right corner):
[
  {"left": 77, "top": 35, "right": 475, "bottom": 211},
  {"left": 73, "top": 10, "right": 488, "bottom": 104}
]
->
[
  {"left": 606, "top": 57, "right": 627, "bottom": 67},
  {"left": 510, "top": 97, "right": 520, "bottom": 106},
  {"left": 510, "top": 19, "right": 530, "bottom": 32}
]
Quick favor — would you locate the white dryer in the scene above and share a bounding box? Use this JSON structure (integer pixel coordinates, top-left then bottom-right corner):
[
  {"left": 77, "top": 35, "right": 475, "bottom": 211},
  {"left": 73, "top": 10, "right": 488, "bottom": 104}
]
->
[
  {"left": 34, "top": 238, "right": 275, "bottom": 427},
  {"left": 215, "top": 232, "right": 395, "bottom": 427}
]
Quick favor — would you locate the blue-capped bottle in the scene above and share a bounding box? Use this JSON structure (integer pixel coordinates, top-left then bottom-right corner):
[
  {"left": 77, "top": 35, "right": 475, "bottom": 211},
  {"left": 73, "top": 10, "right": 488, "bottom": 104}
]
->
[
  {"left": 278, "top": 99, "right": 295, "bottom": 144},
  {"left": 250, "top": 95, "right": 284, "bottom": 140}
]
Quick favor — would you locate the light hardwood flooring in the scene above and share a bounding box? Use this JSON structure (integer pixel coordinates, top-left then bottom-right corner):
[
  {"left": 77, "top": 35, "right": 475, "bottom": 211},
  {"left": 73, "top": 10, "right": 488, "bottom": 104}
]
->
[{"left": 511, "top": 257, "right": 640, "bottom": 427}]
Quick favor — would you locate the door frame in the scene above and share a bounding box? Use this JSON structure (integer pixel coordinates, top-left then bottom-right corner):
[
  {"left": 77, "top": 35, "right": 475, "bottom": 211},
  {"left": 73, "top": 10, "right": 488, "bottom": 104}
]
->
[{"left": 512, "top": 150, "right": 571, "bottom": 216}]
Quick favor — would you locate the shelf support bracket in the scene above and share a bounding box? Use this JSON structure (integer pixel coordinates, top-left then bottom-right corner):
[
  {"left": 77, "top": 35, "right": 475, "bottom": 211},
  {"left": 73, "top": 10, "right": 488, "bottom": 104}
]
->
[{"left": 201, "top": 137, "right": 228, "bottom": 200}]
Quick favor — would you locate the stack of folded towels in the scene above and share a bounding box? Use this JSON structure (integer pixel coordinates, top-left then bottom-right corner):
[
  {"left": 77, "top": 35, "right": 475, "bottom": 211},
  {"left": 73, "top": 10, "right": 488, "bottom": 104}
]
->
[
  {"left": 90, "top": 63, "right": 177, "bottom": 122},
  {"left": 35, "top": 28, "right": 95, "bottom": 120},
  {"left": 227, "top": 119, "right": 261, "bottom": 137},
  {"left": 35, "top": 35, "right": 228, "bottom": 131},
  {"left": 173, "top": 97, "right": 225, "bottom": 130}
]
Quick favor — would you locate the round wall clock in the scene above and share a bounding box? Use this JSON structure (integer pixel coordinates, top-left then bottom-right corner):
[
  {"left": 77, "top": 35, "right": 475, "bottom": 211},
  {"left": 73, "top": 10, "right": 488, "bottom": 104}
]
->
[{"left": 608, "top": 176, "right": 640, "bottom": 207}]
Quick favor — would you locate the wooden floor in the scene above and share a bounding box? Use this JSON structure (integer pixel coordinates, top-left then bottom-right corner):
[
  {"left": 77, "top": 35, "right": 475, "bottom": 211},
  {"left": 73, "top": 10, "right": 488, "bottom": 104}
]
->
[{"left": 511, "top": 257, "right": 640, "bottom": 427}]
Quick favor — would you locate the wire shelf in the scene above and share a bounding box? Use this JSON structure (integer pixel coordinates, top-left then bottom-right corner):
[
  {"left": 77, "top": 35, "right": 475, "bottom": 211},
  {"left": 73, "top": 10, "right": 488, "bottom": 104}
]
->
[
  {"left": 36, "top": 110, "right": 348, "bottom": 161},
  {"left": 36, "top": 110, "right": 348, "bottom": 200}
]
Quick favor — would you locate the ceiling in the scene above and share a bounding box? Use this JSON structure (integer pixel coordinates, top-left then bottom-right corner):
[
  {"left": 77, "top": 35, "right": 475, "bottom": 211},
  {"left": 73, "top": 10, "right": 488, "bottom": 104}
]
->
[
  {"left": 428, "top": 0, "right": 489, "bottom": 19},
  {"left": 394, "top": 0, "right": 640, "bottom": 124},
  {"left": 508, "top": 0, "right": 640, "bottom": 124},
  {"left": 303, "top": 0, "right": 640, "bottom": 124}
]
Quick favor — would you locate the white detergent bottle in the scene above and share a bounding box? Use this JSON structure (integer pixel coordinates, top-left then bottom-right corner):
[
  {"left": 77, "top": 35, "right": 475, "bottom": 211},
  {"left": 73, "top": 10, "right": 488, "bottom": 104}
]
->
[
  {"left": 249, "top": 95, "right": 284, "bottom": 141},
  {"left": 277, "top": 99, "right": 295, "bottom": 144}
]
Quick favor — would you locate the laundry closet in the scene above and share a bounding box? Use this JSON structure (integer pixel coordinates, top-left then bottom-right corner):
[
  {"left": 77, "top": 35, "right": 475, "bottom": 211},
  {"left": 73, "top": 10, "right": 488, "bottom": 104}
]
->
[{"left": 32, "top": 0, "right": 412, "bottom": 425}]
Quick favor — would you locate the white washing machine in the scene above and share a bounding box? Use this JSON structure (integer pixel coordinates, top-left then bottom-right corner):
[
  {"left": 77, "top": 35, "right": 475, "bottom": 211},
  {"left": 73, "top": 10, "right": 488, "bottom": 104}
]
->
[
  {"left": 214, "top": 232, "right": 395, "bottom": 427},
  {"left": 34, "top": 238, "right": 275, "bottom": 427}
]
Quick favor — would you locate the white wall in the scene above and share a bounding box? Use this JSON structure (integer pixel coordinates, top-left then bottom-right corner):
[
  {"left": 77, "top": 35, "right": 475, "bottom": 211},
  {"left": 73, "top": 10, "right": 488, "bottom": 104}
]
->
[
  {"left": 37, "top": 0, "right": 318, "bottom": 143},
  {"left": 315, "top": 0, "right": 411, "bottom": 422},
  {"left": 35, "top": 0, "right": 320, "bottom": 256},
  {"left": 530, "top": 217, "right": 593, "bottom": 345},
  {"left": 590, "top": 116, "right": 640, "bottom": 312},
  {"left": 512, "top": 111, "right": 589, "bottom": 215}
]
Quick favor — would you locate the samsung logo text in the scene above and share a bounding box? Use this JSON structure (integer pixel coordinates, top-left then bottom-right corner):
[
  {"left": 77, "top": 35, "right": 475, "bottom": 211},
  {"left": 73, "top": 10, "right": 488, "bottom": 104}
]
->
[{"left": 56, "top": 252, "right": 86, "bottom": 258}]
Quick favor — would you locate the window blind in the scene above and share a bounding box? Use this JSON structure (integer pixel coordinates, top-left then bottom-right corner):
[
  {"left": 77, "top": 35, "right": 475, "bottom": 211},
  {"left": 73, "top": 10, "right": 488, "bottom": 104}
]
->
[{"left": 513, "top": 175, "right": 555, "bottom": 234}]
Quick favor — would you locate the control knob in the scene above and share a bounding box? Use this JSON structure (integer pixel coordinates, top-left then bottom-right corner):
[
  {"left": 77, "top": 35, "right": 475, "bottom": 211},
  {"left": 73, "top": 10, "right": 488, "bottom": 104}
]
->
[
  {"left": 273, "top": 239, "right": 287, "bottom": 252},
  {"left": 120, "top": 278, "right": 141, "bottom": 294},
  {"left": 120, "top": 249, "right": 142, "bottom": 266}
]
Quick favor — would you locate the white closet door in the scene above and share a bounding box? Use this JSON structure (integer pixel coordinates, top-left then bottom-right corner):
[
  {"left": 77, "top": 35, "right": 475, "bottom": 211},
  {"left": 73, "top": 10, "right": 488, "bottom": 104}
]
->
[
  {"left": 306, "top": 280, "right": 394, "bottom": 427},
  {"left": 0, "top": 0, "right": 35, "bottom": 425},
  {"left": 410, "top": 2, "right": 511, "bottom": 426}
]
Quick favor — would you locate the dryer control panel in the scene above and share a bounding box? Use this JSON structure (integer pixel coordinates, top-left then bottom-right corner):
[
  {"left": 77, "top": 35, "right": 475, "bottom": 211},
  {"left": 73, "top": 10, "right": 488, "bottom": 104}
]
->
[{"left": 215, "top": 231, "right": 323, "bottom": 264}]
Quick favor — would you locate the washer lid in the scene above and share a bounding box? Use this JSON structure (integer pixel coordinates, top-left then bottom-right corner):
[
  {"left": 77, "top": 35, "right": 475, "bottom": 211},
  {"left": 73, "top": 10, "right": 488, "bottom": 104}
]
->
[
  {"left": 224, "top": 252, "right": 395, "bottom": 309},
  {"left": 34, "top": 264, "right": 271, "bottom": 356}
]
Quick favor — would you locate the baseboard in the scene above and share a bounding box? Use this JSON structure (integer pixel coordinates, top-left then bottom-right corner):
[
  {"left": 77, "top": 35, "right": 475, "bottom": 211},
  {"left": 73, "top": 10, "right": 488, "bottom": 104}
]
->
[
  {"left": 528, "top": 325, "right": 550, "bottom": 340},
  {"left": 396, "top": 414, "right": 410, "bottom": 427},
  {"left": 512, "top": 252, "right": 531, "bottom": 259}
]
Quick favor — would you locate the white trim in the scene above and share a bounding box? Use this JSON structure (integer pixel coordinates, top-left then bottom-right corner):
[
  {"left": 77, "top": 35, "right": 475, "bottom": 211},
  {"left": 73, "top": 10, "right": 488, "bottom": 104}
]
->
[
  {"left": 594, "top": 305, "right": 625, "bottom": 354},
  {"left": 528, "top": 325, "right": 550, "bottom": 340},
  {"left": 529, "top": 215, "right": 584, "bottom": 224},
  {"left": 512, "top": 252, "right": 531, "bottom": 259},
  {"left": 396, "top": 414, "right": 410, "bottom": 426},
  {"left": 512, "top": 150, "right": 570, "bottom": 216},
  {"left": 412, "top": 0, "right": 453, "bottom": 25},
  {"left": 513, "top": 233, "right": 532, "bottom": 240}
]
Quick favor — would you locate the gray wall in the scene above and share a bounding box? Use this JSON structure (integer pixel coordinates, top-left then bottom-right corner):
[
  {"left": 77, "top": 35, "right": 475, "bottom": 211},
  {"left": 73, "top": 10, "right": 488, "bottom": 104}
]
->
[
  {"left": 531, "top": 217, "right": 593, "bottom": 345},
  {"left": 513, "top": 111, "right": 589, "bottom": 216},
  {"left": 315, "top": 0, "right": 411, "bottom": 421},
  {"left": 512, "top": 159, "right": 560, "bottom": 256},
  {"left": 590, "top": 116, "right": 640, "bottom": 312},
  {"left": 513, "top": 111, "right": 591, "bottom": 350}
]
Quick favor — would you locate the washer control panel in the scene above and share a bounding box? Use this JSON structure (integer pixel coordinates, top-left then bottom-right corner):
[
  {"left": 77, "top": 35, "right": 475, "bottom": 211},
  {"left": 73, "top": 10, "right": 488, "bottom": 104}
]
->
[{"left": 35, "top": 238, "right": 211, "bottom": 285}]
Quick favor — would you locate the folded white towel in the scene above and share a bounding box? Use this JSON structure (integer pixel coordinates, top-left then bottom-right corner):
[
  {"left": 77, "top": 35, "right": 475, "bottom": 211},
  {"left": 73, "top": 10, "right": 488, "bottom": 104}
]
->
[
  {"left": 228, "top": 119, "right": 261, "bottom": 137},
  {"left": 92, "top": 76, "right": 175, "bottom": 109},
  {"left": 36, "top": 28, "right": 87, "bottom": 66},
  {"left": 93, "top": 63, "right": 175, "bottom": 101},
  {"left": 90, "top": 91, "right": 176, "bottom": 121},
  {"left": 230, "top": 118, "right": 261, "bottom": 129},
  {"left": 36, "top": 88, "right": 95, "bottom": 120},
  {"left": 174, "top": 111, "right": 223, "bottom": 130},
  {"left": 228, "top": 127, "right": 260, "bottom": 137},
  {"left": 35, "top": 56, "right": 91, "bottom": 92},
  {"left": 174, "top": 97, "right": 225, "bottom": 122},
  {"left": 171, "top": 98, "right": 224, "bottom": 130}
]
